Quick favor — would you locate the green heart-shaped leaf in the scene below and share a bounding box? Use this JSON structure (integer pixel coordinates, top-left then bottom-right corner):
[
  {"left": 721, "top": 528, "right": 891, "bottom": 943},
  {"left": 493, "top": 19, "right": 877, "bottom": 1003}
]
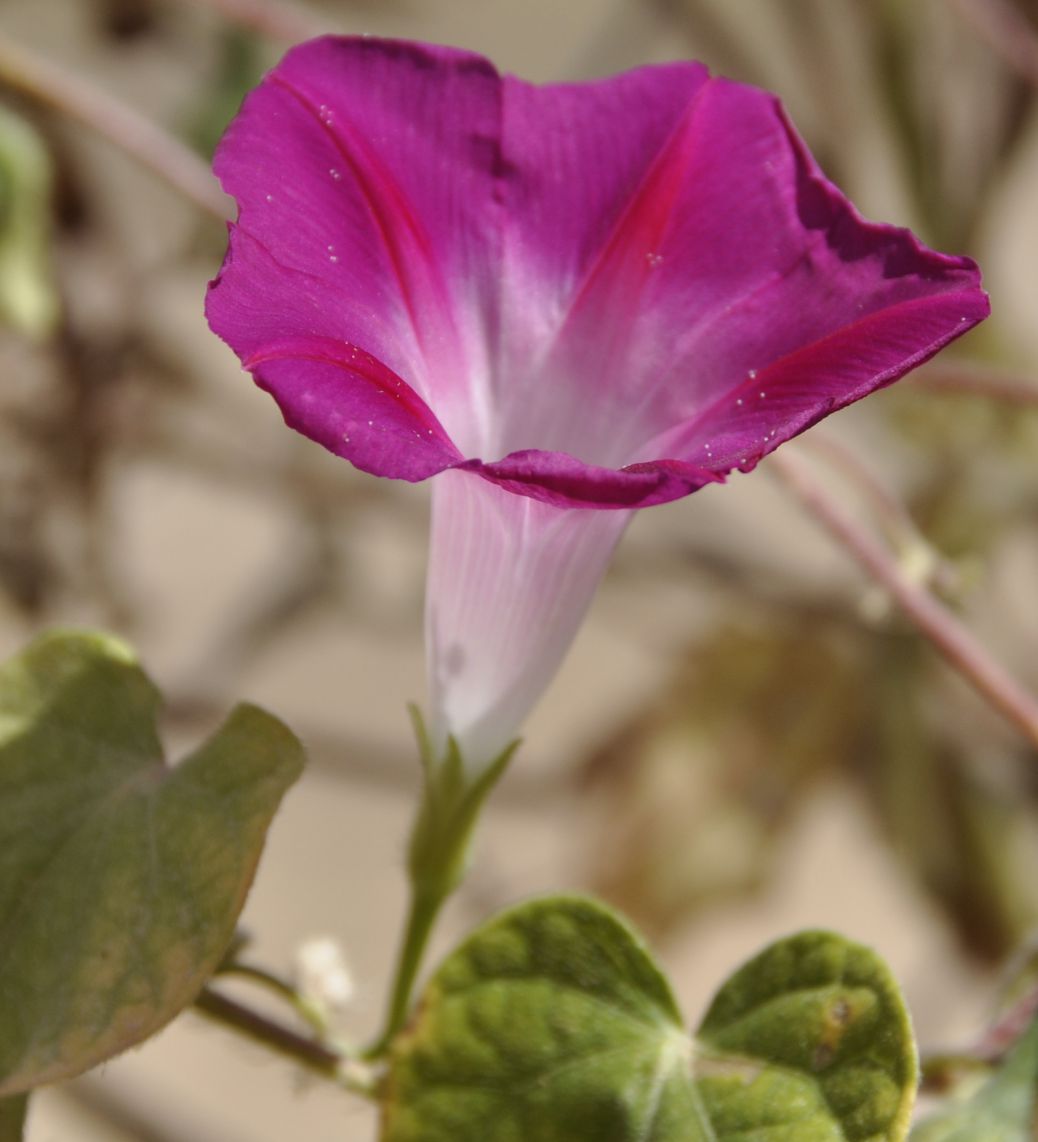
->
[
  {"left": 0, "top": 631, "right": 304, "bottom": 1095},
  {"left": 382, "top": 897, "right": 917, "bottom": 1142},
  {"left": 910, "top": 1017, "right": 1038, "bottom": 1141},
  {"left": 696, "top": 928, "right": 917, "bottom": 1140}
]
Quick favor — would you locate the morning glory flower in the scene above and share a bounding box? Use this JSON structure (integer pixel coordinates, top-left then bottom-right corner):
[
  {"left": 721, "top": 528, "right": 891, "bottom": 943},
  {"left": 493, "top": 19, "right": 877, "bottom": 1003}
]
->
[{"left": 206, "top": 36, "right": 988, "bottom": 773}]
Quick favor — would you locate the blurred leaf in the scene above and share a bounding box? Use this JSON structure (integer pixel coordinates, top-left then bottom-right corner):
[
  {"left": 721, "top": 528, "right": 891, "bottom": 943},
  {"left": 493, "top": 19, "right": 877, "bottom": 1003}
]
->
[
  {"left": 0, "top": 1095, "right": 27, "bottom": 1142},
  {"left": 0, "top": 630, "right": 304, "bottom": 1095},
  {"left": 995, "top": 939, "right": 1038, "bottom": 1023},
  {"left": 865, "top": 636, "right": 1038, "bottom": 962},
  {"left": 583, "top": 620, "right": 863, "bottom": 936},
  {"left": 186, "top": 29, "right": 267, "bottom": 160},
  {"left": 911, "top": 1018, "right": 1038, "bottom": 1140},
  {"left": 0, "top": 105, "right": 59, "bottom": 339},
  {"left": 383, "top": 897, "right": 916, "bottom": 1141}
]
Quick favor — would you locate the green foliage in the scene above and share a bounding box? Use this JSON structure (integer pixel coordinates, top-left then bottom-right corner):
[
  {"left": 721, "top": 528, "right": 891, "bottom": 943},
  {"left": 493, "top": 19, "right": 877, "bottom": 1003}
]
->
[
  {"left": 911, "top": 1019, "right": 1038, "bottom": 1140},
  {"left": 697, "top": 929, "right": 917, "bottom": 1141},
  {"left": 0, "top": 105, "right": 59, "bottom": 339},
  {"left": 586, "top": 610, "right": 1038, "bottom": 963},
  {"left": 0, "top": 631, "right": 304, "bottom": 1095},
  {"left": 186, "top": 29, "right": 267, "bottom": 159},
  {"left": 382, "top": 897, "right": 917, "bottom": 1141},
  {"left": 585, "top": 620, "right": 860, "bottom": 936},
  {"left": 0, "top": 1095, "right": 27, "bottom": 1142}
]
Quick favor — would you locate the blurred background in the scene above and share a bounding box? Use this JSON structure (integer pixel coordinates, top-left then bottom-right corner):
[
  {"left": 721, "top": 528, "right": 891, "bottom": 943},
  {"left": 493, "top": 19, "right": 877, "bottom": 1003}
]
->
[{"left": 1, "top": 0, "right": 1037, "bottom": 1138}]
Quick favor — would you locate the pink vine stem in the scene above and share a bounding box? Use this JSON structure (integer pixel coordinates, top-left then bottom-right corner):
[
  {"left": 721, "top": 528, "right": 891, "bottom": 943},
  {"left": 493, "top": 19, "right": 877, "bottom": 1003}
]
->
[
  {"left": 770, "top": 448, "right": 1038, "bottom": 751},
  {"left": 0, "top": 29, "right": 229, "bottom": 221}
]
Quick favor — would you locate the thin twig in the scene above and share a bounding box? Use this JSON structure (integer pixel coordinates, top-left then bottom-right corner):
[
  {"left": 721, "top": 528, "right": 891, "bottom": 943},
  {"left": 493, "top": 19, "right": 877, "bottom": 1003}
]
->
[
  {"left": 216, "top": 961, "right": 329, "bottom": 1035},
  {"left": 0, "top": 30, "right": 229, "bottom": 221},
  {"left": 769, "top": 448, "right": 1038, "bottom": 751},
  {"left": 916, "top": 362, "right": 1038, "bottom": 407},
  {"left": 799, "top": 432, "right": 960, "bottom": 596},
  {"left": 193, "top": 985, "right": 377, "bottom": 1097},
  {"left": 946, "top": 0, "right": 1038, "bottom": 85},
  {"left": 178, "top": 0, "right": 328, "bottom": 42}
]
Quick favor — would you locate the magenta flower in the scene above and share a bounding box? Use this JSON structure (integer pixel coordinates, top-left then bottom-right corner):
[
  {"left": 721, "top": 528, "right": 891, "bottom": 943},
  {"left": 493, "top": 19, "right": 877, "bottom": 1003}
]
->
[{"left": 206, "top": 37, "right": 987, "bottom": 771}]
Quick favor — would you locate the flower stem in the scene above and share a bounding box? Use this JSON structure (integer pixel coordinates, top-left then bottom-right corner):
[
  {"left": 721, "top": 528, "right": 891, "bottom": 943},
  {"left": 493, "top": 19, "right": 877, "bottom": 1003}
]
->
[
  {"left": 365, "top": 723, "right": 518, "bottom": 1058},
  {"left": 770, "top": 448, "right": 1038, "bottom": 749},
  {"left": 367, "top": 886, "right": 444, "bottom": 1058},
  {"left": 0, "top": 29, "right": 228, "bottom": 221}
]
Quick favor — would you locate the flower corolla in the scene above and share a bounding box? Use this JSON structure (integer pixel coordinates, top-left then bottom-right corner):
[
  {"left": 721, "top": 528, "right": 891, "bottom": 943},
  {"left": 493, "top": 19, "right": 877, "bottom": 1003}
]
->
[{"left": 206, "top": 37, "right": 988, "bottom": 771}]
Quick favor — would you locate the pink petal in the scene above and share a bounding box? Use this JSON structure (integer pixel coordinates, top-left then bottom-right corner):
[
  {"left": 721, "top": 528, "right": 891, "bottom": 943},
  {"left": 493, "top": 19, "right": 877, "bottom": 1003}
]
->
[
  {"left": 208, "top": 38, "right": 987, "bottom": 511},
  {"left": 465, "top": 450, "right": 720, "bottom": 509},
  {"left": 207, "top": 36, "right": 991, "bottom": 767},
  {"left": 207, "top": 36, "right": 505, "bottom": 463},
  {"left": 528, "top": 79, "right": 988, "bottom": 474},
  {"left": 207, "top": 228, "right": 461, "bottom": 479}
]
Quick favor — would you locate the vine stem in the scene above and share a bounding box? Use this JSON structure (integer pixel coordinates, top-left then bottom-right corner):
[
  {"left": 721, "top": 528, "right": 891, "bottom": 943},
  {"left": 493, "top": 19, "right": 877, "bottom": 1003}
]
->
[
  {"left": 0, "top": 29, "right": 229, "bottom": 221},
  {"left": 946, "top": 0, "right": 1038, "bottom": 86},
  {"left": 217, "top": 961, "right": 331, "bottom": 1037},
  {"left": 193, "top": 986, "right": 378, "bottom": 1097},
  {"left": 365, "top": 888, "right": 443, "bottom": 1059},
  {"left": 917, "top": 363, "right": 1038, "bottom": 407},
  {"left": 799, "top": 432, "right": 959, "bottom": 596},
  {"left": 769, "top": 448, "right": 1038, "bottom": 750}
]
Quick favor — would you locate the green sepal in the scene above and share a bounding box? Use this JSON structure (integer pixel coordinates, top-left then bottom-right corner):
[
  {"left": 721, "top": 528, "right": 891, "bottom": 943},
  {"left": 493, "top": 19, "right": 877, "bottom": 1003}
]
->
[
  {"left": 406, "top": 705, "right": 518, "bottom": 900},
  {"left": 0, "top": 630, "right": 304, "bottom": 1094}
]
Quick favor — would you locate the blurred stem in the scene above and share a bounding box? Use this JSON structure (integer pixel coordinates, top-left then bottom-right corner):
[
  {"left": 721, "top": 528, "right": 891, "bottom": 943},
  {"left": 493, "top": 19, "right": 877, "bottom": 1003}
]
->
[
  {"left": 770, "top": 449, "right": 1038, "bottom": 751},
  {"left": 947, "top": 0, "right": 1038, "bottom": 85},
  {"left": 217, "top": 961, "right": 330, "bottom": 1038},
  {"left": 978, "top": 981, "right": 1038, "bottom": 1059},
  {"left": 917, "top": 362, "right": 1038, "bottom": 407},
  {"left": 179, "top": 0, "right": 327, "bottom": 42},
  {"left": 0, "top": 30, "right": 228, "bottom": 221},
  {"left": 193, "top": 985, "right": 377, "bottom": 1097},
  {"left": 920, "top": 982, "right": 1038, "bottom": 1091},
  {"left": 800, "top": 432, "right": 958, "bottom": 595}
]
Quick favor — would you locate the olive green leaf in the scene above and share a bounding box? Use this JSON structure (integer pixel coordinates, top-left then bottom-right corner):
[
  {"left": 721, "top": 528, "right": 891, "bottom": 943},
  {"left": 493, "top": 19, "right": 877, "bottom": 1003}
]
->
[
  {"left": 0, "top": 1094, "right": 27, "bottom": 1142},
  {"left": 382, "top": 897, "right": 917, "bottom": 1142},
  {"left": 0, "top": 105, "right": 59, "bottom": 339},
  {"left": 696, "top": 928, "right": 917, "bottom": 1141},
  {"left": 0, "top": 630, "right": 304, "bottom": 1094}
]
